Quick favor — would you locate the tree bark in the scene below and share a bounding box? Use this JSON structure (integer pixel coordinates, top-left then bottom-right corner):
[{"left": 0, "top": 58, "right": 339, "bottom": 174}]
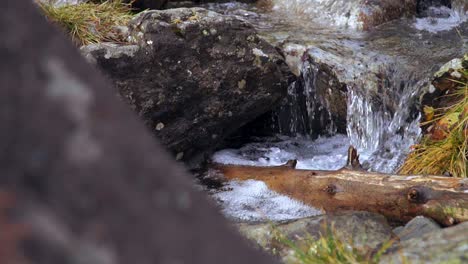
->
[{"left": 214, "top": 161, "right": 468, "bottom": 226}]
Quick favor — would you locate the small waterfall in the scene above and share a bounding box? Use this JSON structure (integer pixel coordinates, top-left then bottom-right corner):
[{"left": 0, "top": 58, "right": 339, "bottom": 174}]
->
[
  {"left": 274, "top": 58, "right": 346, "bottom": 137},
  {"left": 275, "top": 55, "right": 424, "bottom": 173},
  {"left": 202, "top": 0, "right": 466, "bottom": 174},
  {"left": 346, "top": 67, "right": 424, "bottom": 173}
]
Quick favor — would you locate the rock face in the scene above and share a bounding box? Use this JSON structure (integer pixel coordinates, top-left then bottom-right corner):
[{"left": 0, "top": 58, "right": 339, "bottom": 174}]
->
[
  {"left": 275, "top": 54, "right": 348, "bottom": 136},
  {"left": 0, "top": 1, "right": 278, "bottom": 264},
  {"left": 393, "top": 216, "right": 441, "bottom": 241},
  {"left": 81, "top": 8, "right": 291, "bottom": 162},
  {"left": 381, "top": 222, "right": 468, "bottom": 264}
]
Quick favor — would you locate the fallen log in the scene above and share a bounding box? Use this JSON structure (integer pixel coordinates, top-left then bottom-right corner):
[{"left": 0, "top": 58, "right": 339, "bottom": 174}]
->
[{"left": 214, "top": 148, "right": 468, "bottom": 226}]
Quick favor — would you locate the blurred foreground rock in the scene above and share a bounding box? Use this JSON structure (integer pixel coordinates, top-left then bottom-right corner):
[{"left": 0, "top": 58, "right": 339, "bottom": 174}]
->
[{"left": 0, "top": 1, "right": 277, "bottom": 263}]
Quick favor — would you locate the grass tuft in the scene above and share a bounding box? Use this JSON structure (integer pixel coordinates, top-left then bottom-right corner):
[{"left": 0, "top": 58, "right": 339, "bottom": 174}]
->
[
  {"left": 400, "top": 70, "right": 467, "bottom": 177},
  {"left": 274, "top": 225, "right": 394, "bottom": 264},
  {"left": 37, "top": 0, "right": 134, "bottom": 45}
]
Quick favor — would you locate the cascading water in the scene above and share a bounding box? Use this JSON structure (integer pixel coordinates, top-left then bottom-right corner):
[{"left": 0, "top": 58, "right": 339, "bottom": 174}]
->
[
  {"left": 274, "top": 59, "right": 345, "bottom": 137},
  {"left": 345, "top": 66, "right": 424, "bottom": 172},
  {"left": 202, "top": 0, "right": 467, "bottom": 221},
  {"left": 272, "top": 53, "right": 425, "bottom": 173},
  {"left": 204, "top": 0, "right": 467, "bottom": 174}
]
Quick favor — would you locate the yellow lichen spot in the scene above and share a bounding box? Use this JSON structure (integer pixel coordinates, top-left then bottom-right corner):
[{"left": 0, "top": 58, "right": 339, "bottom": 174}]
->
[
  {"left": 238, "top": 79, "right": 246, "bottom": 90},
  {"left": 188, "top": 14, "right": 200, "bottom": 22},
  {"left": 423, "top": 105, "right": 435, "bottom": 122},
  {"left": 171, "top": 18, "right": 182, "bottom": 25}
]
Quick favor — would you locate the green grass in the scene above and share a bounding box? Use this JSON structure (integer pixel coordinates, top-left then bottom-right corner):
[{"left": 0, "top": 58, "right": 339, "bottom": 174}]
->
[
  {"left": 37, "top": 0, "right": 133, "bottom": 45},
  {"left": 274, "top": 226, "right": 395, "bottom": 264},
  {"left": 400, "top": 70, "right": 467, "bottom": 177}
]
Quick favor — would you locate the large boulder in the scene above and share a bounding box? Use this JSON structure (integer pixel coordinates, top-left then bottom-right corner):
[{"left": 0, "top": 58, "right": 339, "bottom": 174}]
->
[{"left": 81, "top": 8, "right": 291, "bottom": 163}]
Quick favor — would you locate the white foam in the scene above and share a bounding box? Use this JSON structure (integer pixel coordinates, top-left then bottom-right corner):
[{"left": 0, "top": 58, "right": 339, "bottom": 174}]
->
[
  {"left": 212, "top": 135, "right": 351, "bottom": 222},
  {"left": 213, "top": 180, "right": 323, "bottom": 222},
  {"left": 272, "top": 0, "right": 363, "bottom": 30},
  {"left": 212, "top": 134, "right": 351, "bottom": 170},
  {"left": 414, "top": 7, "right": 467, "bottom": 33}
]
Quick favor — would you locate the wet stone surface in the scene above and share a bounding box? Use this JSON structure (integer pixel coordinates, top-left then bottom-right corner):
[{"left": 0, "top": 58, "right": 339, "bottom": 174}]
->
[{"left": 81, "top": 7, "right": 292, "bottom": 164}]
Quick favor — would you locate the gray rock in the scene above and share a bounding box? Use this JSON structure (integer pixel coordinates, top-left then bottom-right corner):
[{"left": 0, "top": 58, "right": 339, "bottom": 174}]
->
[
  {"left": 394, "top": 216, "right": 441, "bottom": 241},
  {"left": 381, "top": 222, "right": 468, "bottom": 264},
  {"left": 81, "top": 8, "right": 291, "bottom": 163},
  {"left": 236, "top": 211, "right": 393, "bottom": 262}
]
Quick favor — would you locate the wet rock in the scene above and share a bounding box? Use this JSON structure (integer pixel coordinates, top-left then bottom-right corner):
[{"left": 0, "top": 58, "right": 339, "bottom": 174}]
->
[
  {"left": 381, "top": 222, "right": 468, "bottom": 264},
  {"left": 393, "top": 216, "right": 441, "bottom": 241},
  {"left": 271, "top": 0, "right": 417, "bottom": 31},
  {"left": 359, "top": 0, "right": 418, "bottom": 30},
  {"left": 236, "top": 211, "right": 393, "bottom": 262},
  {"left": 81, "top": 8, "right": 291, "bottom": 163},
  {"left": 275, "top": 54, "right": 348, "bottom": 136},
  {"left": 417, "top": 0, "right": 452, "bottom": 17}
]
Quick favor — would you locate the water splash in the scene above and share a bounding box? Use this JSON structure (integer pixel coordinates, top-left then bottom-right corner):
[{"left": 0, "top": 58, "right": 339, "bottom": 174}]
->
[
  {"left": 414, "top": 6, "right": 468, "bottom": 33},
  {"left": 275, "top": 59, "right": 341, "bottom": 136},
  {"left": 271, "top": 0, "right": 364, "bottom": 30},
  {"left": 213, "top": 134, "right": 351, "bottom": 170},
  {"left": 203, "top": 1, "right": 466, "bottom": 174},
  {"left": 346, "top": 70, "right": 424, "bottom": 173},
  {"left": 274, "top": 55, "right": 424, "bottom": 173},
  {"left": 212, "top": 180, "right": 323, "bottom": 222}
]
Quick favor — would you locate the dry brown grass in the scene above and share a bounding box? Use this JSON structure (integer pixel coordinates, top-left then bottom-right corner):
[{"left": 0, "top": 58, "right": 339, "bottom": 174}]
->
[
  {"left": 37, "top": 0, "right": 133, "bottom": 45},
  {"left": 275, "top": 225, "right": 395, "bottom": 264}
]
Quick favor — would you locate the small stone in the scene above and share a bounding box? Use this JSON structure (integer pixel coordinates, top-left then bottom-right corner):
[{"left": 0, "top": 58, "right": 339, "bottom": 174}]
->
[
  {"left": 155, "top": 122, "right": 165, "bottom": 131},
  {"left": 176, "top": 152, "right": 184, "bottom": 161},
  {"left": 450, "top": 70, "right": 462, "bottom": 79},
  {"left": 396, "top": 216, "right": 441, "bottom": 241}
]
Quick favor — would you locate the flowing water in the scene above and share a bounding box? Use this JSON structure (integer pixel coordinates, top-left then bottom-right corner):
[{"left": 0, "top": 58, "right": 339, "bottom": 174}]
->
[{"left": 202, "top": 0, "right": 467, "bottom": 222}]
